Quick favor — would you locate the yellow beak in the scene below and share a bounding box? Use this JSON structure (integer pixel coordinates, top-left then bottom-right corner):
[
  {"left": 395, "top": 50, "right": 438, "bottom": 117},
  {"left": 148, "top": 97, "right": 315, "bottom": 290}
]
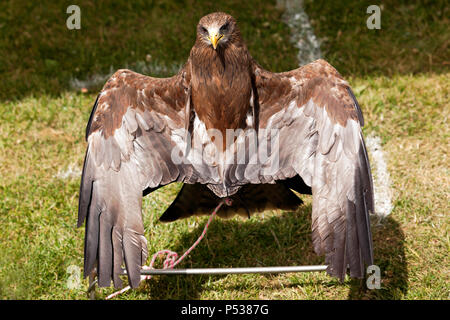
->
[{"left": 209, "top": 33, "right": 222, "bottom": 50}]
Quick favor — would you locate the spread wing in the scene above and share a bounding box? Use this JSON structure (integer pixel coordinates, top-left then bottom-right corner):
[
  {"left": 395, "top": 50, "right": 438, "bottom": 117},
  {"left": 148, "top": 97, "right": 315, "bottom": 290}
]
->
[
  {"left": 77, "top": 67, "right": 215, "bottom": 288},
  {"left": 248, "top": 59, "right": 374, "bottom": 280}
]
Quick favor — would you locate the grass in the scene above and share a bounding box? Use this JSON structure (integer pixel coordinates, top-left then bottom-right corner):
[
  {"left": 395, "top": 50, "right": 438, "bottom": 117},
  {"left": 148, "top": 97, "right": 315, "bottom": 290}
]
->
[
  {"left": 303, "top": 0, "right": 449, "bottom": 77},
  {"left": 0, "top": 0, "right": 448, "bottom": 299},
  {"left": 0, "top": 0, "right": 298, "bottom": 101}
]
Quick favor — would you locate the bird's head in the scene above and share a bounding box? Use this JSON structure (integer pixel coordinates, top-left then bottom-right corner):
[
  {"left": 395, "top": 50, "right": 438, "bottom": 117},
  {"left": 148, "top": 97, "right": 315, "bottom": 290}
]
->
[{"left": 197, "top": 12, "right": 238, "bottom": 50}]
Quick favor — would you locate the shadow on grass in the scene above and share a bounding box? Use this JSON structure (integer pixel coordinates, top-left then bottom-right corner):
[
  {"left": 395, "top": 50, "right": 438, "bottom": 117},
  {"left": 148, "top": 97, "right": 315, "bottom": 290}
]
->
[
  {"left": 348, "top": 217, "right": 408, "bottom": 300},
  {"left": 138, "top": 204, "right": 319, "bottom": 299},
  {"left": 132, "top": 204, "right": 407, "bottom": 299}
]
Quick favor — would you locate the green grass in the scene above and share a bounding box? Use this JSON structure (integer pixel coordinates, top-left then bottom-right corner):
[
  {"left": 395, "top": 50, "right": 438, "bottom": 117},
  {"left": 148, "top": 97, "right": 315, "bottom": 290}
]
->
[
  {"left": 303, "top": 0, "right": 449, "bottom": 77},
  {"left": 0, "top": 0, "right": 298, "bottom": 101},
  {"left": 0, "top": 0, "right": 448, "bottom": 300}
]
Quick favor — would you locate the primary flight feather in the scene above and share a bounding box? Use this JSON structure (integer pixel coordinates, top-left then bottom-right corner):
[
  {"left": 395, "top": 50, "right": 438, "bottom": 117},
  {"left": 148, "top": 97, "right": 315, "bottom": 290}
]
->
[{"left": 78, "top": 12, "right": 374, "bottom": 288}]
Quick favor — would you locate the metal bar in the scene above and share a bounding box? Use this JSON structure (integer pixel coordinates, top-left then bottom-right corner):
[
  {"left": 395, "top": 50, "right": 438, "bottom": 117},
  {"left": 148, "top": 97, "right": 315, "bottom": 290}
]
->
[{"left": 122, "top": 265, "right": 328, "bottom": 276}]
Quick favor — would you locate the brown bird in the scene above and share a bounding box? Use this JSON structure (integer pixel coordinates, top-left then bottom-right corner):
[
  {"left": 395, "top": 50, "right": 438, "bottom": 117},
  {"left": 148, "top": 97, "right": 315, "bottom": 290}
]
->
[{"left": 78, "top": 12, "right": 374, "bottom": 289}]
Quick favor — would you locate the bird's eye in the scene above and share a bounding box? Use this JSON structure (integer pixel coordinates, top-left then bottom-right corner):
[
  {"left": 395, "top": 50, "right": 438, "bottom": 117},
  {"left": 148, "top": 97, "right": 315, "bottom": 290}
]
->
[
  {"left": 200, "top": 26, "right": 208, "bottom": 34},
  {"left": 220, "top": 22, "right": 230, "bottom": 32}
]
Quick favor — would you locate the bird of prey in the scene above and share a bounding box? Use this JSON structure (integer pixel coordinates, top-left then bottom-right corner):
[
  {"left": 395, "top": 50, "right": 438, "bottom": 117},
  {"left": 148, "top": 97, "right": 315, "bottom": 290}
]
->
[{"left": 78, "top": 12, "right": 374, "bottom": 289}]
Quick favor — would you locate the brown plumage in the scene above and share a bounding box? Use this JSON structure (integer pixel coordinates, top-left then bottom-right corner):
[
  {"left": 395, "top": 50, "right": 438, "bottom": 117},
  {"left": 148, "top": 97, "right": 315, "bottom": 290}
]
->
[
  {"left": 78, "top": 12, "right": 374, "bottom": 289},
  {"left": 190, "top": 14, "right": 252, "bottom": 148}
]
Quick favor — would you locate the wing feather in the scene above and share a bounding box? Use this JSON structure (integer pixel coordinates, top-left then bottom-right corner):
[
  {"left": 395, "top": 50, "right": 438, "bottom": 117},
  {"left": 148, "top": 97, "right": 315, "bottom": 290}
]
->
[
  {"left": 78, "top": 67, "right": 217, "bottom": 288},
  {"left": 253, "top": 59, "right": 374, "bottom": 280}
]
